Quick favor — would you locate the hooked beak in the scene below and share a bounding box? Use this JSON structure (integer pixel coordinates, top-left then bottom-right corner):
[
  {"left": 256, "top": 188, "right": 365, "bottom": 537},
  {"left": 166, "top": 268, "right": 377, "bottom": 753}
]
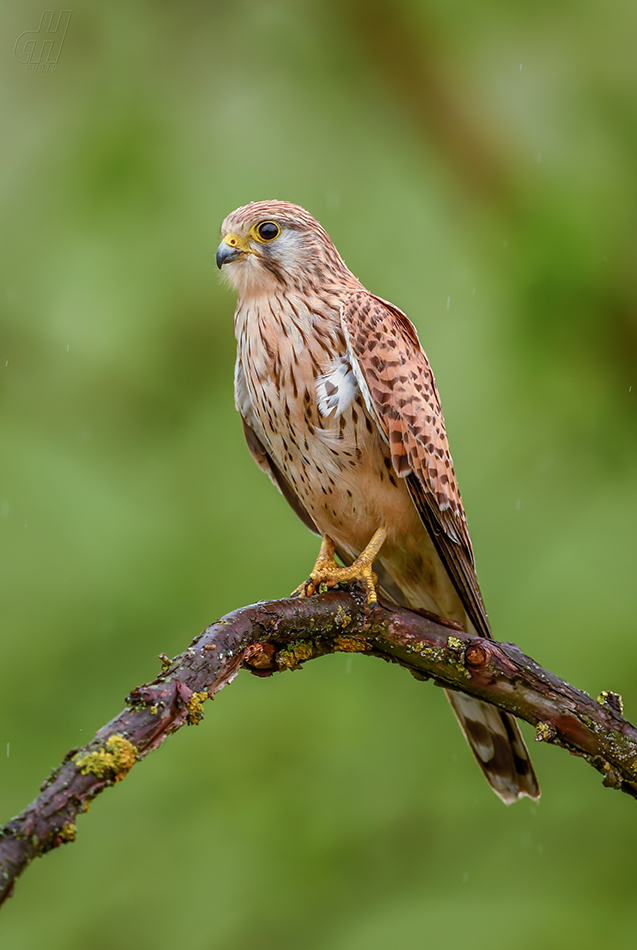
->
[{"left": 216, "top": 234, "right": 249, "bottom": 269}]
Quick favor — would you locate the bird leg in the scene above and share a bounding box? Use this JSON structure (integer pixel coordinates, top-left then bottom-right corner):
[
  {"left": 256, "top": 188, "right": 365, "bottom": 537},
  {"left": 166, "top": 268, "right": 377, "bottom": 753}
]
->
[{"left": 295, "top": 527, "right": 388, "bottom": 604}]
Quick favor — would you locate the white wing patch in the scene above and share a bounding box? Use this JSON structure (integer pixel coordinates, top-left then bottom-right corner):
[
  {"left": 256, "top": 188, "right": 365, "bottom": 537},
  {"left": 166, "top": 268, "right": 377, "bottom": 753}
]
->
[
  {"left": 339, "top": 315, "right": 392, "bottom": 452},
  {"left": 316, "top": 357, "right": 358, "bottom": 418}
]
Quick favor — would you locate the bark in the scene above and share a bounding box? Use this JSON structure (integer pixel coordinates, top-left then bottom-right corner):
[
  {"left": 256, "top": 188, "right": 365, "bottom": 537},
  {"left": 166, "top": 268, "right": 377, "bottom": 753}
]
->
[{"left": 1, "top": 589, "right": 636, "bottom": 907}]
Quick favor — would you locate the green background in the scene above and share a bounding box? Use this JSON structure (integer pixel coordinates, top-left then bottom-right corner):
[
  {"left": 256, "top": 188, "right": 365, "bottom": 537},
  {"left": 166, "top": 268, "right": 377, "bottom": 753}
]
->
[{"left": 2, "top": 1, "right": 637, "bottom": 947}]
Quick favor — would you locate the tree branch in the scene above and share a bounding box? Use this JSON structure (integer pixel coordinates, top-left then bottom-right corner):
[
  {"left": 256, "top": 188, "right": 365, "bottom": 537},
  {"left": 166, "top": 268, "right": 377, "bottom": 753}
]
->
[{"left": 2, "top": 589, "right": 636, "bottom": 906}]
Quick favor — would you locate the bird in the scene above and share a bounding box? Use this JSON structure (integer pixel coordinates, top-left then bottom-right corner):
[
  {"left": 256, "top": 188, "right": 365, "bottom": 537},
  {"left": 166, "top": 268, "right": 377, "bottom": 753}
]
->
[{"left": 216, "top": 199, "right": 540, "bottom": 804}]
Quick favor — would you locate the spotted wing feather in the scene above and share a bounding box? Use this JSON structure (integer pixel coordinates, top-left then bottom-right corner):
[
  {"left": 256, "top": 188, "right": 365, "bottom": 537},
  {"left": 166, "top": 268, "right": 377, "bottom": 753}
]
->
[{"left": 340, "top": 291, "right": 490, "bottom": 639}]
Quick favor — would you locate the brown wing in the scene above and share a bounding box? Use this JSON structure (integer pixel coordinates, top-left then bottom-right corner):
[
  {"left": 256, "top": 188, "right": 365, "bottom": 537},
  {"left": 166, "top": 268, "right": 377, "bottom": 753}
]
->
[{"left": 340, "top": 291, "right": 491, "bottom": 639}]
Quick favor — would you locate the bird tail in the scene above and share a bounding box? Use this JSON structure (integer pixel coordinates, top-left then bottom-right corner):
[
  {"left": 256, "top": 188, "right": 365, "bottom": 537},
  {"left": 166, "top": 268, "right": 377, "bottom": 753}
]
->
[
  {"left": 343, "top": 558, "right": 540, "bottom": 803},
  {"left": 445, "top": 690, "right": 540, "bottom": 804},
  {"left": 370, "top": 561, "right": 540, "bottom": 803}
]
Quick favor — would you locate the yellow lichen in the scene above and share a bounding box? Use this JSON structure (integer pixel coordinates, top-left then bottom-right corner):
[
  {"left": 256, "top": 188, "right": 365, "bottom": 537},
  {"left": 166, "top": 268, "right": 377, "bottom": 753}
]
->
[
  {"left": 334, "top": 635, "right": 367, "bottom": 653},
  {"left": 57, "top": 822, "right": 76, "bottom": 842},
  {"left": 445, "top": 635, "right": 469, "bottom": 678},
  {"left": 597, "top": 690, "right": 624, "bottom": 713},
  {"left": 186, "top": 691, "right": 208, "bottom": 725},
  {"left": 278, "top": 641, "right": 314, "bottom": 669},
  {"left": 535, "top": 722, "right": 553, "bottom": 742},
  {"left": 335, "top": 605, "right": 352, "bottom": 628},
  {"left": 75, "top": 734, "right": 138, "bottom": 782}
]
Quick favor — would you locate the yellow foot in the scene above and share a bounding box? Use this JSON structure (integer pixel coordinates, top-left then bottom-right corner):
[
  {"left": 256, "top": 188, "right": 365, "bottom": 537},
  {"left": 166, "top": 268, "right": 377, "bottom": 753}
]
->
[{"left": 293, "top": 527, "right": 388, "bottom": 605}]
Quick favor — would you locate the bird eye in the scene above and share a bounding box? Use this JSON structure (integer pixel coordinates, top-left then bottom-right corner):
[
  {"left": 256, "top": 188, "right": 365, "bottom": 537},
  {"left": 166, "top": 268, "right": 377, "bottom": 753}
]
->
[{"left": 256, "top": 221, "right": 280, "bottom": 241}]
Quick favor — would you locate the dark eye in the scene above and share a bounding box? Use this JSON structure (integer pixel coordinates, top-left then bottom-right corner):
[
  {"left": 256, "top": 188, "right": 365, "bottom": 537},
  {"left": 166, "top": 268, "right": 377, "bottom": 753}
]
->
[{"left": 257, "top": 221, "right": 280, "bottom": 241}]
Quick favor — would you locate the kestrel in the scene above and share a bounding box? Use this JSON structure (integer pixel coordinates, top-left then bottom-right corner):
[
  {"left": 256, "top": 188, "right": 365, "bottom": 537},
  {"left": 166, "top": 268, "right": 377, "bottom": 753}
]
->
[{"left": 217, "top": 200, "right": 539, "bottom": 804}]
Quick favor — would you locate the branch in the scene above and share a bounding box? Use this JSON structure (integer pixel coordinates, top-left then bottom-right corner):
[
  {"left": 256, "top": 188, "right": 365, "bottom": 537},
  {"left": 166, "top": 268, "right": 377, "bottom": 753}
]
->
[{"left": 2, "top": 589, "right": 636, "bottom": 906}]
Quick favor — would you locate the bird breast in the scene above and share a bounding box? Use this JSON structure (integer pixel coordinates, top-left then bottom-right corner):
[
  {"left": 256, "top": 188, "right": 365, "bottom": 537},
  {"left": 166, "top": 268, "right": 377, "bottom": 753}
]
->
[{"left": 234, "top": 291, "right": 417, "bottom": 549}]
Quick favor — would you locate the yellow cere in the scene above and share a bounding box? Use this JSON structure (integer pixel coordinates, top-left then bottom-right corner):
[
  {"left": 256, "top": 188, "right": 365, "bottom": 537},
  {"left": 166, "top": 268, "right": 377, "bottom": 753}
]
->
[{"left": 222, "top": 232, "right": 252, "bottom": 252}]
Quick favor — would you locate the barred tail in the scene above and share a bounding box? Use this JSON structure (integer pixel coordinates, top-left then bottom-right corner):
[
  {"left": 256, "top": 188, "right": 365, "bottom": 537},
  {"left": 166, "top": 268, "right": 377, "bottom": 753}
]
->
[
  {"left": 362, "top": 560, "right": 541, "bottom": 804},
  {"left": 446, "top": 690, "right": 540, "bottom": 804}
]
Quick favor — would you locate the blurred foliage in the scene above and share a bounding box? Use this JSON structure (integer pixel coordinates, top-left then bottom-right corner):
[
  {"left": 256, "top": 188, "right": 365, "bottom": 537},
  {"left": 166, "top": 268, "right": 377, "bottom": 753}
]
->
[{"left": 1, "top": 0, "right": 636, "bottom": 947}]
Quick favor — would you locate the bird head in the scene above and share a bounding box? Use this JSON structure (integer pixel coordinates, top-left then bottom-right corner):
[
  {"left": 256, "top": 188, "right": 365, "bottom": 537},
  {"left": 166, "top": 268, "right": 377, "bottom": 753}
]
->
[{"left": 216, "top": 200, "right": 351, "bottom": 297}]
